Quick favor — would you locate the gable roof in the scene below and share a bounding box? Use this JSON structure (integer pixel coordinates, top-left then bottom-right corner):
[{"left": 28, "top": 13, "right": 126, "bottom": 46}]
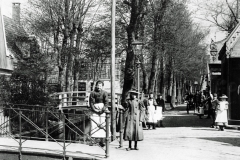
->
[
  {"left": 0, "top": 6, "right": 13, "bottom": 74},
  {"left": 218, "top": 22, "right": 240, "bottom": 60},
  {"left": 3, "top": 15, "right": 28, "bottom": 48}
]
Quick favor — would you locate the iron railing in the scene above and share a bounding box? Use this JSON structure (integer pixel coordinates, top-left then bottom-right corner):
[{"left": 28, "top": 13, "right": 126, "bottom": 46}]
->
[{"left": 0, "top": 91, "right": 125, "bottom": 159}]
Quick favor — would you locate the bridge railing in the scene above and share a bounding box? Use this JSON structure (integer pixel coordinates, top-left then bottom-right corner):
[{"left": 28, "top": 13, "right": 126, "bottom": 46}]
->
[
  {"left": 0, "top": 102, "right": 111, "bottom": 159},
  {"left": 0, "top": 90, "right": 126, "bottom": 159}
]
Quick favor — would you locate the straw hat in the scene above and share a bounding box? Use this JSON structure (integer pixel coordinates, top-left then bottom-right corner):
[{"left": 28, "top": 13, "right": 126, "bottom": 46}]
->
[{"left": 219, "top": 94, "right": 228, "bottom": 99}]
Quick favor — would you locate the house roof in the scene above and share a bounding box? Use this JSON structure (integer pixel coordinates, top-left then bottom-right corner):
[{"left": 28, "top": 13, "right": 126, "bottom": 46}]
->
[
  {"left": 0, "top": 6, "right": 29, "bottom": 74},
  {"left": 0, "top": 8, "right": 13, "bottom": 73},
  {"left": 3, "top": 15, "right": 28, "bottom": 42},
  {"left": 218, "top": 22, "right": 240, "bottom": 59}
]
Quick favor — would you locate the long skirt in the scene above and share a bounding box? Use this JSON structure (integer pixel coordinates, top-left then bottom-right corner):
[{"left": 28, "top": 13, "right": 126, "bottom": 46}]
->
[
  {"left": 147, "top": 105, "right": 157, "bottom": 123},
  {"left": 91, "top": 113, "right": 106, "bottom": 138},
  {"left": 90, "top": 103, "right": 108, "bottom": 138},
  {"left": 155, "top": 106, "right": 163, "bottom": 121},
  {"left": 215, "top": 110, "right": 228, "bottom": 126}
]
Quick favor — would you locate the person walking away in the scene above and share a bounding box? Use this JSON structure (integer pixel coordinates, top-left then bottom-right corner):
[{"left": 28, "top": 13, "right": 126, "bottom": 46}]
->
[
  {"left": 156, "top": 94, "right": 165, "bottom": 127},
  {"left": 145, "top": 93, "right": 157, "bottom": 129},
  {"left": 139, "top": 93, "right": 148, "bottom": 129},
  {"left": 185, "top": 92, "right": 193, "bottom": 114},
  {"left": 204, "top": 92, "right": 213, "bottom": 119},
  {"left": 193, "top": 91, "right": 197, "bottom": 113},
  {"left": 196, "top": 91, "right": 202, "bottom": 112},
  {"left": 215, "top": 94, "right": 228, "bottom": 131},
  {"left": 198, "top": 91, "right": 206, "bottom": 119},
  {"left": 211, "top": 93, "right": 219, "bottom": 128},
  {"left": 123, "top": 90, "right": 144, "bottom": 151},
  {"left": 89, "top": 80, "right": 109, "bottom": 147},
  {"left": 185, "top": 92, "right": 190, "bottom": 114}
]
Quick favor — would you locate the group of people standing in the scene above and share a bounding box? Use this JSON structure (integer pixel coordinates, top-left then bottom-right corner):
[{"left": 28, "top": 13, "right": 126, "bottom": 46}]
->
[
  {"left": 88, "top": 79, "right": 229, "bottom": 153},
  {"left": 185, "top": 90, "right": 229, "bottom": 131},
  {"left": 89, "top": 80, "right": 166, "bottom": 151},
  {"left": 142, "top": 93, "right": 165, "bottom": 130}
]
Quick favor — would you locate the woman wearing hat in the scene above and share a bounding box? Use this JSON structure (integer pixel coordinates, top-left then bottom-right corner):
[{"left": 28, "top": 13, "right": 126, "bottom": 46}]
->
[
  {"left": 215, "top": 94, "right": 228, "bottom": 131},
  {"left": 123, "top": 90, "right": 145, "bottom": 151}
]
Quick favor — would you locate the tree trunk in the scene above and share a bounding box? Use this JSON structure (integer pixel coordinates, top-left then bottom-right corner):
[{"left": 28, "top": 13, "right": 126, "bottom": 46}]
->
[
  {"left": 141, "top": 61, "right": 148, "bottom": 94},
  {"left": 148, "top": 22, "right": 158, "bottom": 93},
  {"left": 171, "top": 74, "right": 176, "bottom": 107},
  {"left": 159, "top": 54, "right": 165, "bottom": 95},
  {"left": 177, "top": 77, "right": 182, "bottom": 105},
  {"left": 169, "top": 70, "right": 173, "bottom": 96},
  {"left": 122, "top": 0, "right": 144, "bottom": 103}
]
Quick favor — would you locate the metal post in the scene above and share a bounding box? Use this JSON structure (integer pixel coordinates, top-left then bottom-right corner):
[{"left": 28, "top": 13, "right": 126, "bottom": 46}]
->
[
  {"left": 83, "top": 115, "right": 85, "bottom": 144},
  {"left": 19, "top": 110, "right": 22, "bottom": 160},
  {"left": 9, "top": 107, "right": 11, "bottom": 135},
  {"left": 111, "top": 0, "right": 116, "bottom": 141},
  {"left": 74, "top": 109, "right": 76, "bottom": 141},
  {"left": 119, "top": 109, "right": 123, "bottom": 148},
  {"left": 228, "top": 57, "right": 230, "bottom": 119},
  {"left": 45, "top": 107, "right": 49, "bottom": 141},
  {"left": 63, "top": 113, "right": 66, "bottom": 160},
  {"left": 105, "top": 110, "right": 110, "bottom": 158},
  {"left": 137, "top": 67, "right": 140, "bottom": 98}
]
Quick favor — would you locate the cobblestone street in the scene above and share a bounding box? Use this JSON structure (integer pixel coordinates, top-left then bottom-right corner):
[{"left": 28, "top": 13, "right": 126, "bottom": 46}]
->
[{"left": 107, "top": 104, "right": 240, "bottom": 160}]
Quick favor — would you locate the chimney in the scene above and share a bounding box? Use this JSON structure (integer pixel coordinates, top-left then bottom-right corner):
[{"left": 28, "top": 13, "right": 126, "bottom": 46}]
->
[{"left": 12, "top": 3, "right": 21, "bottom": 25}]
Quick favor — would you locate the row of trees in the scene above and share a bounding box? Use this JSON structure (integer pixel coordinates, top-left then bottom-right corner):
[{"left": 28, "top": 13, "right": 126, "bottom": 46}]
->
[
  {"left": 115, "top": 0, "right": 208, "bottom": 103},
  {"left": 5, "top": 0, "right": 236, "bottom": 105}
]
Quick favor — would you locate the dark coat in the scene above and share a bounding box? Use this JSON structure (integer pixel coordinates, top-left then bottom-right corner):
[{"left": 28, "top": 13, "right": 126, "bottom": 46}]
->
[
  {"left": 156, "top": 98, "right": 165, "bottom": 108},
  {"left": 123, "top": 99, "right": 144, "bottom": 141}
]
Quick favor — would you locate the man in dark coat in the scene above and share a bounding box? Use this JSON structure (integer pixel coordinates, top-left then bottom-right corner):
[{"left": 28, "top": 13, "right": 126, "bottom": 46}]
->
[
  {"left": 123, "top": 90, "right": 144, "bottom": 151},
  {"left": 204, "top": 91, "right": 213, "bottom": 119},
  {"left": 210, "top": 93, "right": 219, "bottom": 128},
  {"left": 156, "top": 94, "right": 165, "bottom": 112},
  {"left": 156, "top": 94, "right": 165, "bottom": 127}
]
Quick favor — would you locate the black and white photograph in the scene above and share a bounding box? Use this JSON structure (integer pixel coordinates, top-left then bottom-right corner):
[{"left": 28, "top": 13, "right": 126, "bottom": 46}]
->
[{"left": 0, "top": 0, "right": 240, "bottom": 160}]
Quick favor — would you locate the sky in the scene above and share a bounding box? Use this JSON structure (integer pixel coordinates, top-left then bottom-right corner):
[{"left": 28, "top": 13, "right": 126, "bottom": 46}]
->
[
  {"left": 1, "top": 0, "right": 28, "bottom": 18},
  {"left": 187, "top": 0, "right": 227, "bottom": 43}
]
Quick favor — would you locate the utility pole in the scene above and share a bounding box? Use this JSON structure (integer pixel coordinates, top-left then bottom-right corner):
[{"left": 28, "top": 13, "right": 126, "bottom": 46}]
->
[{"left": 111, "top": 0, "right": 116, "bottom": 141}]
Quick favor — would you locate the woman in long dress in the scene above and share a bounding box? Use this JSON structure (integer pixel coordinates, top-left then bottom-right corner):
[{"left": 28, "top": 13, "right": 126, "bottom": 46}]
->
[
  {"left": 215, "top": 94, "right": 228, "bottom": 131},
  {"left": 89, "top": 80, "right": 109, "bottom": 146},
  {"left": 144, "top": 93, "right": 157, "bottom": 129},
  {"left": 123, "top": 90, "right": 144, "bottom": 151}
]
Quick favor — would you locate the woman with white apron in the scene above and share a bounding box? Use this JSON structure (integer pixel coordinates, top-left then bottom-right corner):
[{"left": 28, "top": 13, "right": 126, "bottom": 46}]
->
[
  {"left": 145, "top": 93, "right": 157, "bottom": 129},
  {"left": 89, "top": 80, "right": 109, "bottom": 146}
]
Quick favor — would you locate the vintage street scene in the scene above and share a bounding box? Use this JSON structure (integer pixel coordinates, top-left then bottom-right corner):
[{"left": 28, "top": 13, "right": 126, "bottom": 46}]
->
[{"left": 0, "top": 0, "right": 240, "bottom": 160}]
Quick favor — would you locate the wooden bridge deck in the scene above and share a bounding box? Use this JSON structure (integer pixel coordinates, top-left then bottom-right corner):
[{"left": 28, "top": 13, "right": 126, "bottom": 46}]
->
[{"left": 0, "top": 137, "right": 109, "bottom": 159}]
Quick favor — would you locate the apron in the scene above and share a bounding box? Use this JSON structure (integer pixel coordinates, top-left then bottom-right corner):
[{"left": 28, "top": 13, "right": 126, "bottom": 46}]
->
[
  {"left": 91, "top": 103, "right": 106, "bottom": 138},
  {"left": 147, "top": 99, "right": 157, "bottom": 123}
]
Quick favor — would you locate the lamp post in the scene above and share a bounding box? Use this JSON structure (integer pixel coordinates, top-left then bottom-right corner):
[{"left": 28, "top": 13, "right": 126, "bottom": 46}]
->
[
  {"left": 194, "top": 81, "right": 198, "bottom": 93},
  {"left": 132, "top": 40, "right": 144, "bottom": 98},
  {"left": 111, "top": 0, "right": 116, "bottom": 141}
]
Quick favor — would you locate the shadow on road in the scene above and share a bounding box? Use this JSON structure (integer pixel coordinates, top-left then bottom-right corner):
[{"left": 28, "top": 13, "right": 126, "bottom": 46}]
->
[
  {"left": 198, "top": 137, "right": 240, "bottom": 147},
  {"left": 162, "top": 105, "right": 212, "bottom": 127}
]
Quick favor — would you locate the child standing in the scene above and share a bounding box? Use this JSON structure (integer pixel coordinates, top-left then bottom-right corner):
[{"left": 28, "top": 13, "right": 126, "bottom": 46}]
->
[{"left": 215, "top": 94, "right": 228, "bottom": 131}]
